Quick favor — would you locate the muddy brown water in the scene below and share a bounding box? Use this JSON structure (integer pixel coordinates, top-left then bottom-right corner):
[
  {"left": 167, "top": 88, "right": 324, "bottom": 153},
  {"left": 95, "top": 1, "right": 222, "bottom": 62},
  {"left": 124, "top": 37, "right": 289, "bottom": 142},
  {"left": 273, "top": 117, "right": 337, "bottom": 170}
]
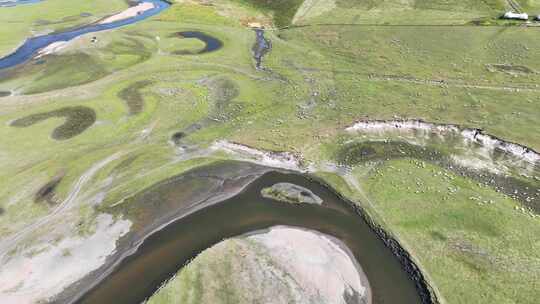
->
[{"left": 75, "top": 171, "right": 425, "bottom": 304}]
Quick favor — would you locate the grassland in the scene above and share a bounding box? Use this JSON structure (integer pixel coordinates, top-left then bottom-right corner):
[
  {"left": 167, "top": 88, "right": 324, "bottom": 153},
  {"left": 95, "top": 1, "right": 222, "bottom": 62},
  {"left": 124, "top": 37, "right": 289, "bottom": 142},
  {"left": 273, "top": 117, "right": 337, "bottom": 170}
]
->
[
  {"left": 318, "top": 159, "right": 540, "bottom": 304},
  {"left": 291, "top": 0, "right": 540, "bottom": 26},
  {"left": 0, "top": 0, "right": 538, "bottom": 303}
]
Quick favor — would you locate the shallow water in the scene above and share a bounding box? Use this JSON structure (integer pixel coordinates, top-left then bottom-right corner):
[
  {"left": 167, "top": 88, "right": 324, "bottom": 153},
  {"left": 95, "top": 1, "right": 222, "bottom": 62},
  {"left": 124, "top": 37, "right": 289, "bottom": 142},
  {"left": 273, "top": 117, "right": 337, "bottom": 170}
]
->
[
  {"left": 0, "top": 0, "right": 170, "bottom": 70},
  {"left": 174, "top": 31, "right": 223, "bottom": 54},
  {"left": 75, "top": 171, "right": 425, "bottom": 304},
  {"left": 0, "top": 0, "right": 42, "bottom": 7}
]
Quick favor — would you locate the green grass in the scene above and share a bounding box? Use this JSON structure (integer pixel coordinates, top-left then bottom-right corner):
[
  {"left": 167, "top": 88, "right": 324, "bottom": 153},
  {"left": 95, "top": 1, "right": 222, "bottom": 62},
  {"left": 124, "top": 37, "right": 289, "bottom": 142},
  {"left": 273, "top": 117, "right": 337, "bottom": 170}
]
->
[
  {"left": 229, "top": 0, "right": 305, "bottom": 27},
  {"left": 356, "top": 159, "right": 540, "bottom": 304},
  {"left": 0, "top": 1, "right": 539, "bottom": 303},
  {"left": 296, "top": 0, "right": 540, "bottom": 25},
  {"left": 10, "top": 105, "right": 96, "bottom": 140}
]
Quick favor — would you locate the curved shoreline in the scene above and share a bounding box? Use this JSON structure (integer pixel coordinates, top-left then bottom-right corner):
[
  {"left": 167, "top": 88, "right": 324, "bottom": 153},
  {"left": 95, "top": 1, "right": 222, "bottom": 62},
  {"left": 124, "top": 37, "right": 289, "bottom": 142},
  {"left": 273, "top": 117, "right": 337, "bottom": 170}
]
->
[
  {"left": 59, "top": 162, "right": 272, "bottom": 304},
  {"left": 62, "top": 162, "right": 434, "bottom": 304},
  {"left": 306, "top": 173, "right": 439, "bottom": 304},
  {"left": 0, "top": 0, "right": 170, "bottom": 70}
]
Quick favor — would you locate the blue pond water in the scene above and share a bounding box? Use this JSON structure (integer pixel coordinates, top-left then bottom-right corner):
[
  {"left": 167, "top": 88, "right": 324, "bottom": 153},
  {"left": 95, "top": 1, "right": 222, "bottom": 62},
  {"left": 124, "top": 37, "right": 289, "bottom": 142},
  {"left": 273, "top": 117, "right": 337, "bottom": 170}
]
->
[
  {"left": 0, "top": 0, "right": 43, "bottom": 7},
  {"left": 0, "top": 0, "right": 170, "bottom": 70},
  {"left": 176, "top": 31, "right": 223, "bottom": 54}
]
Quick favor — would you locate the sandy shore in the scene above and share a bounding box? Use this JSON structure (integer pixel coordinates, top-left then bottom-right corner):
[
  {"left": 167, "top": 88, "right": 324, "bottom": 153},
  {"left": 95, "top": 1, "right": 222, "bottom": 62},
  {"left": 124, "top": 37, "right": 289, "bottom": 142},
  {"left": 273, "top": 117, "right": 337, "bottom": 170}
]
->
[
  {"left": 246, "top": 226, "right": 372, "bottom": 304},
  {"left": 99, "top": 2, "right": 155, "bottom": 25}
]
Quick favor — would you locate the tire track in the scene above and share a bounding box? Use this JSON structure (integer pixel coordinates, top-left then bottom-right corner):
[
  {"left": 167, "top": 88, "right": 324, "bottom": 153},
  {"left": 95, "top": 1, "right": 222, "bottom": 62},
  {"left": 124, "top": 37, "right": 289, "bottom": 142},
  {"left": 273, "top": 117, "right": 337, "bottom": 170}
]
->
[{"left": 0, "top": 151, "right": 126, "bottom": 261}]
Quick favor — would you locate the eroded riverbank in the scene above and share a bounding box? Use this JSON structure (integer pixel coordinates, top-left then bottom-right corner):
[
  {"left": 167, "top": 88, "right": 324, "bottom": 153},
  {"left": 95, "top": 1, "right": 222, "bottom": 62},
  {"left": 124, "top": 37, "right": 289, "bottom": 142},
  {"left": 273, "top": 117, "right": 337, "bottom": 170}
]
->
[
  {"left": 59, "top": 161, "right": 432, "bottom": 304},
  {"left": 343, "top": 119, "right": 540, "bottom": 214}
]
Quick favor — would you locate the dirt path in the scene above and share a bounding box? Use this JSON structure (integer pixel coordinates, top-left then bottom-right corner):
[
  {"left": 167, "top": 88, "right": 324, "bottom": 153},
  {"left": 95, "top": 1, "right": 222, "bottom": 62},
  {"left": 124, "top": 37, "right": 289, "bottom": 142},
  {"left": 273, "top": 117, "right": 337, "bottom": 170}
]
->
[{"left": 294, "top": 66, "right": 540, "bottom": 93}]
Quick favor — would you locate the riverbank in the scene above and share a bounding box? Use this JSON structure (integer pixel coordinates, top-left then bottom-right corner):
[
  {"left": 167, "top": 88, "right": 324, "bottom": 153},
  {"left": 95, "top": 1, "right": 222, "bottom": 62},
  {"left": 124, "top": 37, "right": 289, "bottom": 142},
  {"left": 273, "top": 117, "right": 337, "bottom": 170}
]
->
[
  {"left": 98, "top": 1, "right": 155, "bottom": 25},
  {"left": 148, "top": 226, "right": 372, "bottom": 304},
  {"left": 0, "top": 0, "right": 169, "bottom": 70},
  {"left": 346, "top": 119, "right": 540, "bottom": 165},
  {"left": 306, "top": 173, "right": 438, "bottom": 304},
  {"left": 61, "top": 162, "right": 427, "bottom": 304}
]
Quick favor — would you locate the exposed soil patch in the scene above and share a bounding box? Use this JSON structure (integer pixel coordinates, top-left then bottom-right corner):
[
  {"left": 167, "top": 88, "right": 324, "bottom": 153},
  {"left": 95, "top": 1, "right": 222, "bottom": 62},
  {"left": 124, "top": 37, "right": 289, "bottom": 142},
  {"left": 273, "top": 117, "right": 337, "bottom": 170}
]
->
[
  {"left": 347, "top": 120, "right": 540, "bottom": 165},
  {"left": 34, "top": 173, "right": 65, "bottom": 205},
  {"left": 10, "top": 106, "right": 96, "bottom": 140},
  {"left": 173, "top": 31, "right": 223, "bottom": 55},
  {"left": 118, "top": 80, "right": 152, "bottom": 115}
]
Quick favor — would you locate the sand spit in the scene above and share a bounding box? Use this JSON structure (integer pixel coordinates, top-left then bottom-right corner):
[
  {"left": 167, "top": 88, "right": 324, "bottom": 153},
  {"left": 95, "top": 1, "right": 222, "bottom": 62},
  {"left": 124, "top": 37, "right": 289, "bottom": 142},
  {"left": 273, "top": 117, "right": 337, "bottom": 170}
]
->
[
  {"left": 99, "top": 2, "right": 155, "bottom": 25},
  {"left": 346, "top": 120, "right": 540, "bottom": 165},
  {"left": 247, "top": 226, "right": 371, "bottom": 304},
  {"left": 150, "top": 225, "right": 371, "bottom": 304},
  {"left": 0, "top": 214, "right": 131, "bottom": 304},
  {"left": 36, "top": 41, "right": 69, "bottom": 57}
]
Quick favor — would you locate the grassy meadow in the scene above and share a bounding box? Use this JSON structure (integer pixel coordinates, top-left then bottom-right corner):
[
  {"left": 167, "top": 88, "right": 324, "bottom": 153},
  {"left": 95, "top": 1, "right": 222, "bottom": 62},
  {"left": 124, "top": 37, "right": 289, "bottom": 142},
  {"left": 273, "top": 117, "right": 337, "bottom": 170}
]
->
[{"left": 0, "top": 0, "right": 538, "bottom": 303}]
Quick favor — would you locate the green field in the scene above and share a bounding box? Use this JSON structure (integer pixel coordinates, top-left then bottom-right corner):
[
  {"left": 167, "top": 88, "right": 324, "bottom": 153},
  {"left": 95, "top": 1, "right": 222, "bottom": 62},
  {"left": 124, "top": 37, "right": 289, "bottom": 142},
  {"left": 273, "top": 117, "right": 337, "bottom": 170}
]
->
[{"left": 0, "top": 0, "right": 538, "bottom": 303}]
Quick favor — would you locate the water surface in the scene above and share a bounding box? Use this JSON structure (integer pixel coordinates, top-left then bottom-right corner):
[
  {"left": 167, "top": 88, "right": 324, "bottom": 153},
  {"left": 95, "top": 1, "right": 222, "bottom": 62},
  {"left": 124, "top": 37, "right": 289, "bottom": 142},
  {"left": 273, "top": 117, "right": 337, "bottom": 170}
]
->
[
  {"left": 0, "top": 0, "right": 42, "bottom": 7},
  {"left": 76, "top": 171, "right": 425, "bottom": 304},
  {"left": 0, "top": 0, "right": 170, "bottom": 70},
  {"left": 174, "top": 31, "right": 223, "bottom": 54}
]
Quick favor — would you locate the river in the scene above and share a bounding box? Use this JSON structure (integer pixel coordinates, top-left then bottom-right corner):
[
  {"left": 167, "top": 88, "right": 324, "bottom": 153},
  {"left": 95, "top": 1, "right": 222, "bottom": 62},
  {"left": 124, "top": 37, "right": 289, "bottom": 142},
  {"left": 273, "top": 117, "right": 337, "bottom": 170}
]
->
[
  {"left": 0, "top": 0, "right": 170, "bottom": 70},
  {"left": 74, "top": 169, "right": 427, "bottom": 304}
]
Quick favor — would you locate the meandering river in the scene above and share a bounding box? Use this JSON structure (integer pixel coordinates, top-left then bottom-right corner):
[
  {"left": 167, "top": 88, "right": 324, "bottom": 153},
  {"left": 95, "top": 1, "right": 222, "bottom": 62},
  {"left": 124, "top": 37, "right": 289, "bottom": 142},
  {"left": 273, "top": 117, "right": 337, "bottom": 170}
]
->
[
  {"left": 0, "top": 0, "right": 42, "bottom": 7},
  {"left": 0, "top": 0, "right": 170, "bottom": 70},
  {"left": 74, "top": 170, "right": 427, "bottom": 304}
]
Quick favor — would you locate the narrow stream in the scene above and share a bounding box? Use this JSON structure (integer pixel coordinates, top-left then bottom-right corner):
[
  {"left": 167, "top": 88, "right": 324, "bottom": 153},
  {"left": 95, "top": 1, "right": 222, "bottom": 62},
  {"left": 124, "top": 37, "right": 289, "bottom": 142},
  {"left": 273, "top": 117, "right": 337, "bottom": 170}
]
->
[{"left": 75, "top": 171, "right": 427, "bottom": 304}]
